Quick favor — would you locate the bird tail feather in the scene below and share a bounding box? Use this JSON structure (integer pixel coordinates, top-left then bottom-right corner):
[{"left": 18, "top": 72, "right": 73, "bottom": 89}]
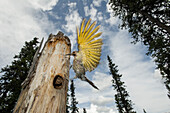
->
[{"left": 85, "top": 77, "right": 99, "bottom": 90}]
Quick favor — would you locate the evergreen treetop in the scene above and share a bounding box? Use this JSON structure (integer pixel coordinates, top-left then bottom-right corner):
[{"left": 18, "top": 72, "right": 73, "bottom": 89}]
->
[
  {"left": 108, "top": 56, "right": 136, "bottom": 113},
  {"left": 0, "top": 38, "right": 39, "bottom": 113},
  {"left": 70, "top": 80, "right": 79, "bottom": 113},
  {"left": 109, "top": 0, "right": 170, "bottom": 97}
]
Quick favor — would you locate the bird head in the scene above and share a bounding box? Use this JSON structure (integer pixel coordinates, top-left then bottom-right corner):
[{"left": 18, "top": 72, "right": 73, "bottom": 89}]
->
[
  {"left": 66, "top": 51, "right": 78, "bottom": 57},
  {"left": 71, "top": 51, "right": 78, "bottom": 57},
  {"left": 66, "top": 51, "right": 82, "bottom": 60}
]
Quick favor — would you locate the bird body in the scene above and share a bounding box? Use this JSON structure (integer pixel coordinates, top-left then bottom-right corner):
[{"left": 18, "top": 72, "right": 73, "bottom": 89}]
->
[
  {"left": 68, "top": 19, "right": 103, "bottom": 90},
  {"left": 73, "top": 56, "right": 85, "bottom": 80}
]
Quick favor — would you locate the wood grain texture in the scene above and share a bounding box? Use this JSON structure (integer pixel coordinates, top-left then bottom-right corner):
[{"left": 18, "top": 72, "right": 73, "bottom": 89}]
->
[{"left": 13, "top": 31, "right": 71, "bottom": 113}]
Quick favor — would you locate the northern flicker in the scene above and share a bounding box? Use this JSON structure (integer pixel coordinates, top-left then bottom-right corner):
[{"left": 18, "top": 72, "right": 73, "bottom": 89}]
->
[{"left": 67, "top": 18, "right": 103, "bottom": 90}]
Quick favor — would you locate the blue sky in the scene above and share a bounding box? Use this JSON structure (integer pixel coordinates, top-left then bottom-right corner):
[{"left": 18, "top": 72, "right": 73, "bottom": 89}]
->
[{"left": 0, "top": 0, "right": 169, "bottom": 113}]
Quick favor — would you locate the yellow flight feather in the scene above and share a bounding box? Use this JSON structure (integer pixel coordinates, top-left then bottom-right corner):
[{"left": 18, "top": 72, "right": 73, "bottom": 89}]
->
[
  {"left": 80, "top": 19, "right": 85, "bottom": 37},
  {"left": 77, "top": 18, "right": 103, "bottom": 72},
  {"left": 86, "top": 32, "right": 102, "bottom": 43},
  {"left": 89, "top": 51, "right": 101, "bottom": 57},
  {"left": 83, "top": 19, "right": 91, "bottom": 37},
  {"left": 85, "top": 59, "right": 93, "bottom": 70},
  {"left": 89, "top": 57, "right": 99, "bottom": 64},
  {"left": 84, "top": 25, "right": 101, "bottom": 42},
  {"left": 83, "top": 21, "right": 97, "bottom": 41},
  {"left": 77, "top": 26, "right": 80, "bottom": 43},
  {"left": 88, "top": 39, "right": 103, "bottom": 45}
]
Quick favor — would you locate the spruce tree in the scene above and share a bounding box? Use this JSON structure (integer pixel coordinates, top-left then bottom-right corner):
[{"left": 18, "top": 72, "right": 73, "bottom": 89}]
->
[
  {"left": 83, "top": 108, "right": 87, "bottom": 113},
  {"left": 143, "top": 109, "right": 147, "bottom": 113},
  {"left": 0, "top": 38, "right": 39, "bottom": 113},
  {"left": 107, "top": 56, "right": 136, "bottom": 113},
  {"left": 66, "top": 91, "right": 70, "bottom": 113},
  {"left": 109, "top": 0, "right": 170, "bottom": 97},
  {"left": 70, "top": 80, "right": 79, "bottom": 113}
]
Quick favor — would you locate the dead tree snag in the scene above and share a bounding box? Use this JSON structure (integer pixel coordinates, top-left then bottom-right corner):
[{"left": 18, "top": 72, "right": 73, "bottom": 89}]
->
[{"left": 13, "top": 31, "right": 71, "bottom": 113}]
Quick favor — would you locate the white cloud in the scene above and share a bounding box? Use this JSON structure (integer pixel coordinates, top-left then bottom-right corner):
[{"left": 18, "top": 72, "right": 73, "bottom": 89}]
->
[
  {"left": 93, "top": 0, "right": 102, "bottom": 7},
  {"left": 63, "top": 10, "right": 81, "bottom": 34},
  {"left": 93, "top": 72, "right": 112, "bottom": 90},
  {"left": 62, "top": 4, "right": 82, "bottom": 49},
  {"left": 48, "top": 11, "right": 61, "bottom": 20},
  {"left": 105, "top": 3, "right": 120, "bottom": 26},
  {"left": 84, "top": 6, "right": 89, "bottom": 16},
  {"left": 107, "top": 30, "right": 170, "bottom": 113},
  {"left": 106, "top": 1, "right": 113, "bottom": 13},
  {"left": 74, "top": 71, "right": 116, "bottom": 113},
  {"left": 91, "top": 95, "right": 113, "bottom": 106},
  {"left": 80, "top": 104, "right": 116, "bottom": 113},
  {"left": 97, "top": 12, "right": 103, "bottom": 21},
  {"left": 68, "top": 2, "right": 77, "bottom": 9},
  {"left": 93, "top": 0, "right": 108, "bottom": 7},
  {"left": 0, "top": 0, "right": 57, "bottom": 68},
  {"left": 84, "top": 4, "right": 97, "bottom": 20},
  {"left": 28, "top": 0, "right": 59, "bottom": 11},
  {"left": 153, "top": 69, "right": 162, "bottom": 79},
  {"left": 92, "top": 104, "right": 116, "bottom": 113},
  {"left": 105, "top": 15, "right": 119, "bottom": 26},
  {"left": 87, "top": 104, "right": 98, "bottom": 113}
]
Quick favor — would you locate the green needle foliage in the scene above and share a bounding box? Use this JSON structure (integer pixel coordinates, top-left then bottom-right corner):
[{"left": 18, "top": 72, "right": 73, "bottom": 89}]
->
[
  {"left": 143, "top": 109, "right": 147, "bottom": 113},
  {"left": 109, "top": 0, "right": 170, "bottom": 97},
  {"left": 0, "top": 38, "right": 39, "bottom": 113},
  {"left": 108, "top": 56, "right": 136, "bottom": 113},
  {"left": 83, "top": 108, "right": 87, "bottom": 113},
  {"left": 70, "top": 80, "right": 79, "bottom": 113},
  {"left": 66, "top": 90, "right": 70, "bottom": 113}
]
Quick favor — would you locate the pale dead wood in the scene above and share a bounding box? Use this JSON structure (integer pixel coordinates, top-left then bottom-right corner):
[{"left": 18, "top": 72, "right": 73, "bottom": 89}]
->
[
  {"left": 13, "top": 31, "right": 71, "bottom": 113},
  {"left": 21, "top": 37, "right": 44, "bottom": 89}
]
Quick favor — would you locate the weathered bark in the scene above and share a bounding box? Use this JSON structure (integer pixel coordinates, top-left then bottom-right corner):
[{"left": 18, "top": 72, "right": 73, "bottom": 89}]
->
[{"left": 13, "top": 31, "right": 71, "bottom": 113}]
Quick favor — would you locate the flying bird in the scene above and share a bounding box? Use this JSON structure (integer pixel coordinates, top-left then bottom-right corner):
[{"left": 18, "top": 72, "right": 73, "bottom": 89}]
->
[{"left": 67, "top": 18, "right": 103, "bottom": 90}]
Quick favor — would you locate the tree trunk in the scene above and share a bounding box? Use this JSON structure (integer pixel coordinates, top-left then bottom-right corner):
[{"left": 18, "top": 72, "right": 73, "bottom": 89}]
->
[{"left": 13, "top": 31, "right": 71, "bottom": 113}]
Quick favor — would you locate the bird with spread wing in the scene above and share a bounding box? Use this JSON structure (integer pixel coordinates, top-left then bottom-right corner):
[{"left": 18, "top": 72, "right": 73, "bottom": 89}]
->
[{"left": 67, "top": 18, "right": 103, "bottom": 90}]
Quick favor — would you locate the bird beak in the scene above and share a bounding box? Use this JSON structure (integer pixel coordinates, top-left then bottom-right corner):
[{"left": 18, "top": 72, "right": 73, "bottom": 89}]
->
[{"left": 66, "top": 53, "right": 72, "bottom": 56}]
